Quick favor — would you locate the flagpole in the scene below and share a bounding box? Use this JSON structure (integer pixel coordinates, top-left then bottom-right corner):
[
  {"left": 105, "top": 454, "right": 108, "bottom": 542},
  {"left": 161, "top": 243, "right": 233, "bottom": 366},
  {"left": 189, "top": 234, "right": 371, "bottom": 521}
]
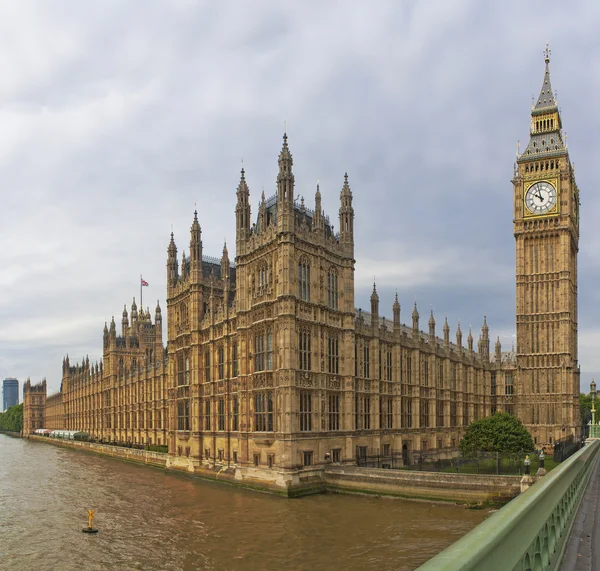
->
[{"left": 140, "top": 274, "right": 142, "bottom": 309}]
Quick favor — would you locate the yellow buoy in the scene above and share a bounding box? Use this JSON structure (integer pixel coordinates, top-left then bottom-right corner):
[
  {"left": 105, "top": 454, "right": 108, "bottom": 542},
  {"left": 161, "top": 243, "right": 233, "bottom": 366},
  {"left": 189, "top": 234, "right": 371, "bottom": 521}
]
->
[{"left": 82, "top": 509, "right": 99, "bottom": 534}]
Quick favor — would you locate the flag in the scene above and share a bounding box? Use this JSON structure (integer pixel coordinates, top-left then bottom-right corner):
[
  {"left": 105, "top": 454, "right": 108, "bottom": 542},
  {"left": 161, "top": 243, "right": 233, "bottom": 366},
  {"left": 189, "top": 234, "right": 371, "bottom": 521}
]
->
[{"left": 141, "top": 278, "right": 149, "bottom": 287}]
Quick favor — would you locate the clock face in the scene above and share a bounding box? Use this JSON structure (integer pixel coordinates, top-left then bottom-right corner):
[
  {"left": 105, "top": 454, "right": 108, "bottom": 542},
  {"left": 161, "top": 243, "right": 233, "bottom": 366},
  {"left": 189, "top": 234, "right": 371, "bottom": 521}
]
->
[{"left": 525, "top": 181, "right": 557, "bottom": 215}]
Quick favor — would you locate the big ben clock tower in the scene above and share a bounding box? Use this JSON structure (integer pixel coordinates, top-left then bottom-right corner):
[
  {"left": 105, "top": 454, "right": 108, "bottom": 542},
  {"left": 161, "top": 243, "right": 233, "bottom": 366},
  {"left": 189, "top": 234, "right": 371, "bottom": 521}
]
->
[{"left": 513, "top": 46, "right": 580, "bottom": 446}]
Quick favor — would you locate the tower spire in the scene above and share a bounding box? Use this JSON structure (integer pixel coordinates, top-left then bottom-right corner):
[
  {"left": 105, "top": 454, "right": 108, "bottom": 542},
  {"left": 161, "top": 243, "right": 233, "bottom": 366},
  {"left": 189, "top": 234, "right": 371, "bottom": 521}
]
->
[{"left": 519, "top": 45, "right": 566, "bottom": 161}]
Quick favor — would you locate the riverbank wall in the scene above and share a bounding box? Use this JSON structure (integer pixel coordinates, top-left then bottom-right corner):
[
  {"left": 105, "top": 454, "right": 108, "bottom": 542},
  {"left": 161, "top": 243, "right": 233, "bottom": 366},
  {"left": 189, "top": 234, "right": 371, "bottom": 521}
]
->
[
  {"left": 26, "top": 435, "right": 521, "bottom": 503},
  {"left": 324, "top": 465, "right": 521, "bottom": 503}
]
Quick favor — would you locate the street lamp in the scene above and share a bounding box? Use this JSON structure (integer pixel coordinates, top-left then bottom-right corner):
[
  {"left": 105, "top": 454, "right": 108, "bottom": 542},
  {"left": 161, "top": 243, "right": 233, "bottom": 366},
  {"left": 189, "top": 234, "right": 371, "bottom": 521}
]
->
[{"left": 590, "top": 379, "right": 598, "bottom": 439}]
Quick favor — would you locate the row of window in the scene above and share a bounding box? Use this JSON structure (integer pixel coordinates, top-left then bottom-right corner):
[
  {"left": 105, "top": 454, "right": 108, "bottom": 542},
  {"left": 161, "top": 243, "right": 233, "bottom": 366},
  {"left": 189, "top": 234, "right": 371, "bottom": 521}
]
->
[
  {"left": 175, "top": 340, "right": 513, "bottom": 389},
  {"left": 176, "top": 392, "right": 483, "bottom": 433}
]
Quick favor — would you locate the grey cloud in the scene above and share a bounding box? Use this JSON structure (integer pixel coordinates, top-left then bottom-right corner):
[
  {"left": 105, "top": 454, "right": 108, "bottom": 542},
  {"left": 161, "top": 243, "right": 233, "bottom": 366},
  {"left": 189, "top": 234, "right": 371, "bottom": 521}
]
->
[{"left": 2, "top": 1, "right": 600, "bottom": 395}]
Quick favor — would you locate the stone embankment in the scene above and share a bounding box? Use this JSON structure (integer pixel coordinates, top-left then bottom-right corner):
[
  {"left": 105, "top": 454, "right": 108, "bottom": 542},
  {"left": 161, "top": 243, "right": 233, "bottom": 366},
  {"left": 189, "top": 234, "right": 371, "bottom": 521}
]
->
[{"left": 26, "top": 435, "right": 521, "bottom": 503}]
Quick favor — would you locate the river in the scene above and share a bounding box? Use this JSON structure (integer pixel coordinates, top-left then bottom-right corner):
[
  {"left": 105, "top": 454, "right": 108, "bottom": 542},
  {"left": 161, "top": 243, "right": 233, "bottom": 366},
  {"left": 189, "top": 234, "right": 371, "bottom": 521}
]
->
[{"left": 0, "top": 434, "right": 488, "bottom": 570}]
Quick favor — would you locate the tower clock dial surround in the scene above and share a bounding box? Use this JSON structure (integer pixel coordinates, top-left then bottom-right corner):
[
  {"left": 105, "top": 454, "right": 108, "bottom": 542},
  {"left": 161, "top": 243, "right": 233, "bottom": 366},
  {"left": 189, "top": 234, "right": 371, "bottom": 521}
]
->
[{"left": 525, "top": 181, "right": 557, "bottom": 215}]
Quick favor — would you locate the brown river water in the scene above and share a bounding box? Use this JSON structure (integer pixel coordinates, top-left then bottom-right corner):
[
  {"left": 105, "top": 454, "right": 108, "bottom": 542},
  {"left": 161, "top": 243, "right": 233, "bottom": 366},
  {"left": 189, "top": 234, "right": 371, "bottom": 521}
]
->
[{"left": 0, "top": 434, "right": 488, "bottom": 570}]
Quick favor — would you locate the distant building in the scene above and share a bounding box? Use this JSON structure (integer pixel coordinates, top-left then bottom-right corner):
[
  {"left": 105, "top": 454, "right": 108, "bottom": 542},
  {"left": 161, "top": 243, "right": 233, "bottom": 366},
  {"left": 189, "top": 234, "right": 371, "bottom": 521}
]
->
[{"left": 2, "top": 378, "right": 19, "bottom": 411}]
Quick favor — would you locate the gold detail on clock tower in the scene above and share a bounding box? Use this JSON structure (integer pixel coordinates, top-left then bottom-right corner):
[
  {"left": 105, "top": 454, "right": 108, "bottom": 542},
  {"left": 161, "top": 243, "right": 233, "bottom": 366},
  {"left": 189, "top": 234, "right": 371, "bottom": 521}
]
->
[{"left": 513, "top": 46, "right": 580, "bottom": 446}]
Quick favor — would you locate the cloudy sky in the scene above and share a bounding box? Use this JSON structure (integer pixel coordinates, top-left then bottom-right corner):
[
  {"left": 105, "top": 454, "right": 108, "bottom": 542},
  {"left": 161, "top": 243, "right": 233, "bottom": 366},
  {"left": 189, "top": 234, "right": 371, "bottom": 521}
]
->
[{"left": 1, "top": 0, "right": 599, "bottom": 397}]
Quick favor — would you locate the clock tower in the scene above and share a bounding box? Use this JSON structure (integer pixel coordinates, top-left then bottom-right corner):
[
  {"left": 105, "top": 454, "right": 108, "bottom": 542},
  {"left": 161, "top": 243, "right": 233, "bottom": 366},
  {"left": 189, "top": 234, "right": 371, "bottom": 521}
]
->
[{"left": 513, "top": 47, "right": 580, "bottom": 446}]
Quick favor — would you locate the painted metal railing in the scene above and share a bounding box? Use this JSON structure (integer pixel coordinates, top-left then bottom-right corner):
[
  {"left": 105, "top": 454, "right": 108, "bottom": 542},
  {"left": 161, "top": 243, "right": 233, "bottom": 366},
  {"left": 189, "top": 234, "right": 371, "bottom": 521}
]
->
[{"left": 417, "top": 439, "right": 599, "bottom": 571}]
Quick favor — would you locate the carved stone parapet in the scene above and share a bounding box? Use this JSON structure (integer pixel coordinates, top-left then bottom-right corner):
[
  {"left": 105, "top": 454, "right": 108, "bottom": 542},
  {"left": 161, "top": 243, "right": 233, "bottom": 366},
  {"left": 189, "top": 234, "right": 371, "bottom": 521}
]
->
[
  {"left": 252, "top": 372, "right": 274, "bottom": 389},
  {"left": 295, "top": 371, "right": 314, "bottom": 388}
]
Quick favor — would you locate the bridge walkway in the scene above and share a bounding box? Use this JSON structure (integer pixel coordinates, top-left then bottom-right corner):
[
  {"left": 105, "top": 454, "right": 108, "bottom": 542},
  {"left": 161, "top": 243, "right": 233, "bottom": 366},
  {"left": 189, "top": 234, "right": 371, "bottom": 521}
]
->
[{"left": 560, "top": 448, "right": 600, "bottom": 570}]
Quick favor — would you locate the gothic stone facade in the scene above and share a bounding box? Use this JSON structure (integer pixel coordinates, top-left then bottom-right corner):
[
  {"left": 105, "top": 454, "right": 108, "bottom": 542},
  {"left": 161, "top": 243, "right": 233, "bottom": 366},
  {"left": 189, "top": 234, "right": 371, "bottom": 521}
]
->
[
  {"left": 22, "top": 53, "right": 580, "bottom": 492},
  {"left": 166, "top": 133, "right": 517, "bottom": 489}
]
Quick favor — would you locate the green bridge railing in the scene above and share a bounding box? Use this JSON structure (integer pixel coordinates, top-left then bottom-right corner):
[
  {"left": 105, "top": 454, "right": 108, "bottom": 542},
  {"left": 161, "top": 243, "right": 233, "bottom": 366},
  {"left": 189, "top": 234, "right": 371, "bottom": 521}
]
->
[{"left": 418, "top": 439, "right": 599, "bottom": 571}]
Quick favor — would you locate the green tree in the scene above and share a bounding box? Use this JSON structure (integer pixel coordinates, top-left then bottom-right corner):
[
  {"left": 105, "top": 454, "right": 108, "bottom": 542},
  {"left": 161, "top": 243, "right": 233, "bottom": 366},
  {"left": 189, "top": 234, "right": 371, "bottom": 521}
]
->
[
  {"left": 460, "top": 412, "right": 534, "bottom": 455},
  {"left": 580, "top": 392, "right": 593, "bottom": 427},
  {"left": 0, "top": 403, "right": 23, "bottom": 433}
]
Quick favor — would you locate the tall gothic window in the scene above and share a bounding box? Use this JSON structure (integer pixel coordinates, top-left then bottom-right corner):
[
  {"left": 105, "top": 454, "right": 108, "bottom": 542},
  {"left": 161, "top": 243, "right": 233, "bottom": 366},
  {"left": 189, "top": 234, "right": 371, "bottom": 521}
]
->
[
  {"left": 386, "top": 347, "right": 392, "bottom": 382},
  {"left": 298, "top": 258, "right": 310, "bottom": 302},
  {"left": 205, "top": 350, "right": 211, "bottom": 382},
  {"left": 363, "top": 344, "right": 370, "bottom": 378},
  {"left": 177, "top": 399, "right": 190, "bottom": 431},
  {"left": 327, "top": 268, "right": 338, "bottom": 310},
  {"left": 491, "top": 372, "right": 497, "bottom": 396},
  {"left": 505, "top": 374, "right": 514, "bottom": 396},
  {"left": 328, "top": 393, "right": 340, "bottom": 431},
  {"left": 255, "top": 329, "right": 273, "bottom": 372},
  {"left": 218, "top": 346, "right": 225, "bottom": 379},
  {"left": 423, "top": 359, "right": 429, "bottom": 387},
  {"left": 255, "top": 391, "right": 273, "bottom": 432},
  {"left": 400, "top": 397, "right": 412, "bottom": 428},
  {"left": 327, "top": 335, "right": 339, "bottom": 374},
  {"left": 436, "top": 395, "right": 444, "bottom": 427},
  {"left": 177, "top": 353, "right": 185, "bottom": 386},
  {"left": 380, "top": 396, "right": 393, "bottom": 429},
  {"left": 355, "top": 394, "right": 371, "bottom": 430},
  {"left": 420, "top": 398, "right": 429, "bottom": 428},
  {"left": 257, "top": 262, "right": 269, "bottom": 293},
  {"left": 232, "top": 343, "right": 238, "bottom": 377},
  {"left": 299, "top": 391, "right": 312, "bottom": 431},
  {"left": 205, "top": 400, "right": 211, "bottom": 431},
  {"left": 232, "top": 396, "right": 239, "bottom": 431},
  {"left": 299, "top": 330, "right": 311, "bottom": 371},
  {"left": 218, "top": 398, "right": 225, "bottom": 431}
]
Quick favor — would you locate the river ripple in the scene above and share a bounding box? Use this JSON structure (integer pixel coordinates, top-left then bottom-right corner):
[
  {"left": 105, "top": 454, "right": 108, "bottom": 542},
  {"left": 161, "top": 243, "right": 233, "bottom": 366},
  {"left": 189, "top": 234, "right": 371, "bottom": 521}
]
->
[{"left": 0, "top": 434, "right": 487, "bottom": 570}]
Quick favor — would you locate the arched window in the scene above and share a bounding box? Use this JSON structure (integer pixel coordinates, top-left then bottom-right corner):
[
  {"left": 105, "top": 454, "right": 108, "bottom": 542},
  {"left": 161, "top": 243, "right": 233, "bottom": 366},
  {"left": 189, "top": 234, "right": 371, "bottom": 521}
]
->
[
  {"left": 298, "top": 258, "right": 310, "bottom": 301},
  {"left": 179, "top": 303, "right": 188, "bottom": 325},
  {"left": 328, "top": 268, "right": 338, "bottom": 310},
  {"left": 257, "top": 262, "right": 270, "bottom": 293}
]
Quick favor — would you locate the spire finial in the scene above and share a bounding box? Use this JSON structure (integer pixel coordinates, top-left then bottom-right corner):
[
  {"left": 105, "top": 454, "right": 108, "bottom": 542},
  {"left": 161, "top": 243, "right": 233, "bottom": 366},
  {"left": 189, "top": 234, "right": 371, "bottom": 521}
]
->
[{"left": 544, "top": 43, "right": 551, "bottom": 66}]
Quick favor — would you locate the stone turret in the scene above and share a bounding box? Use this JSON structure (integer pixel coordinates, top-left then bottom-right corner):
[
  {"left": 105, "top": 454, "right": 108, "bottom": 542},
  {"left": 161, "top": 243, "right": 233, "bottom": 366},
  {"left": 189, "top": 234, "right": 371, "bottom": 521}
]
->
[
  {"left": 428, "top": 308, "right": 435, "bottom": 341},
  {"left": 392, "top": 293, "right": 400, "bottom": 334},
  {"left": 339, "top": 173, "right": 354, "bottom": 248},
  {"left": 443, "top": 317, "right": 450, "bottom": 349},
  {"left": 479, "top": 316, "right": 490, "bottom": 362},
  {"left": 495, "top": 336, "right": 502, "bottom": 364},
  {"left": 235, "top": 167, "right": 251, "bottom": 246},
  {"left": 131, "top": 297, "right": 138, "bottom": 325},
  {"left": 190, "top": 210, "right": 202, "bottom": 281},
  {"left": 122, "top": 305, "right": 129, "bottom": 335},
  {"left": 167, "top": 232, "right": 178, "bottom": 286},
  {"left": 370, "top": 282, "right": 379, "bottom": 330},
  {"left": 314, "top": 183, "right": 323, "bottom": 231},
  {"left": 412, "top": 301, "right": 419, "bottom": 338},
  {"left": 277, "top": 132, "right": 294, "bottom": 233}
]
